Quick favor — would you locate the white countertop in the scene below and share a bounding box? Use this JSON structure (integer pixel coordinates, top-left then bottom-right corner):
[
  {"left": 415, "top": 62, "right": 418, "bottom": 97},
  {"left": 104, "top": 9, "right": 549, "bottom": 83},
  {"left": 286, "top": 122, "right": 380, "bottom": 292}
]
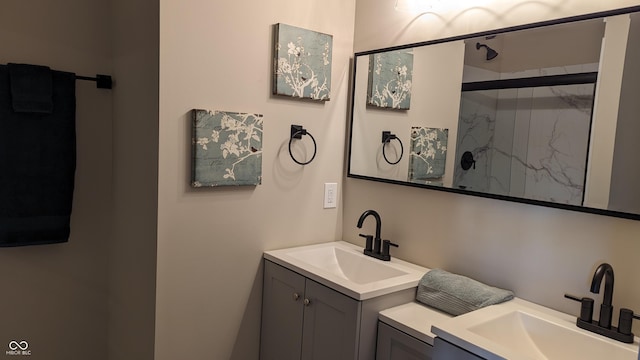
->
[
  {"left": 432, "top": 298, "right": 639, "bottom": 360},
  {"left": 264, "top": 241, "right": 429, "bottom": 300},
  {"left": 381, "top": 297, "right": 640, "bottom": 360},
  {"left": 379, "top": 301, "right": 453, "bottom": 345}
]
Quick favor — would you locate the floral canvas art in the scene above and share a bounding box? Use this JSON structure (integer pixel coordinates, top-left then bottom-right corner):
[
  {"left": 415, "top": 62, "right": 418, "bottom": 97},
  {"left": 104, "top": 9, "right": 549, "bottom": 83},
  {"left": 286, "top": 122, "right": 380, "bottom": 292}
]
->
[
  {"left": 367, "top": 50, "right": 413, "bottom": 110},
  {"left": 192, "top": 109, "right": 263, "bottom": 187},
  {"left": 273, "top": 23, "right": 332, "bottom": 101},
  {"left": 409, "top": 127, "right": 448, "bottom": 185}
]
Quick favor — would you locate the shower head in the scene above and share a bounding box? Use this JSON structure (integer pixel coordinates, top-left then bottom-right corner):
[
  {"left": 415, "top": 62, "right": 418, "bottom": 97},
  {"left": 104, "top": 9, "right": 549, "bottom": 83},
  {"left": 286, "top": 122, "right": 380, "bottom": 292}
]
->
[{"left": 476, "top": 42, "right": 499, "bottom": 61}]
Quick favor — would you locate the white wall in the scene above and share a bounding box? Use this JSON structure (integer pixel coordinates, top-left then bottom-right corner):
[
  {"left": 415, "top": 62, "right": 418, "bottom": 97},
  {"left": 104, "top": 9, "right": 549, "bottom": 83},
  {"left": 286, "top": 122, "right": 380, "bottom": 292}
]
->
[
  {"left": 347, "top": 0, "right": 640, "bottom": 331},
  {"left": 156, "top": 0, "right": 355, "bottom": 358},
  {"left": 584, "top": 14, "right": 631, "bottom": 209},
  {"left": 609, "top": 13, "right": 640, "bottom": 214},
  {"left": 0, "top": 2, "right": 112, "bottom": 359},
  {"left": 354, "top": 0, "right": 640, "bottom": 51}
]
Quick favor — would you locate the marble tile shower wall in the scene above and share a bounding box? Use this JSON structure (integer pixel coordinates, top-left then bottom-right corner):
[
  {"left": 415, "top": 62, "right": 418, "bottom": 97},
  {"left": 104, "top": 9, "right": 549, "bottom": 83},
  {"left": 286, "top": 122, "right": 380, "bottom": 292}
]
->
[{"left": 454, "top": 64, "right": 598, "bottom": 205}]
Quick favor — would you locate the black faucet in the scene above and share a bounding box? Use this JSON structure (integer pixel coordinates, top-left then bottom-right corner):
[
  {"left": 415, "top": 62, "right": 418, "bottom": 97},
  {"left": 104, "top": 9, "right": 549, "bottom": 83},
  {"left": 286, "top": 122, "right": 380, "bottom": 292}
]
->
[
  {"left": 357, "top": 210, "right": 382, "bottom": 253},
  {"left": 356, "top": 209, "right": 398, "bottom": 261},
  {"left": 591, "top": 263, "right": 614, "bottom": 329},
  {"left": 565, "top": 263, "right": 640, "bottom": 343}
]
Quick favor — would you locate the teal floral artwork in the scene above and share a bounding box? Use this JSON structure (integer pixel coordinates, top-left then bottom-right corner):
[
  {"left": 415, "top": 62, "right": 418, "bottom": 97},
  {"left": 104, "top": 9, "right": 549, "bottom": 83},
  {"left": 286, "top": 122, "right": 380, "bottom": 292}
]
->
[
  {"left": 192, "top": 109, "right": 263, "bottom": 187},
  {"left": 273, "top": 23, "right": 332, "bottom": 101},
  {"left": 367, "top": 50, "right": 413, "bottom": 109},
  {"left": 409, "top": 127, "right": 448, "bottom": 184}
]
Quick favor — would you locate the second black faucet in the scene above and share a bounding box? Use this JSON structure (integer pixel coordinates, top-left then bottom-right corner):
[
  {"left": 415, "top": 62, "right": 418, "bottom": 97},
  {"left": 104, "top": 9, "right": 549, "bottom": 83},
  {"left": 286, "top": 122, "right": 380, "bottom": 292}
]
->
[{"left": 565, "top": 263, "right": 640, "bottom": 343}]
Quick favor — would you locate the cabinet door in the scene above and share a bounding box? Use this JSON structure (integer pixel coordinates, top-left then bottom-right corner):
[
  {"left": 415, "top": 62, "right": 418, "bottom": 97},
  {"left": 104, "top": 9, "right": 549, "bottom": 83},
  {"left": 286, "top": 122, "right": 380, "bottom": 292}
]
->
[
  {"left": 432, "top": 338, "right": 485, "bottom": 360},
  {"left": 301, "top": 279, "right": 360, "bottom": 360},
  {"left": 260, "top": 261, "right": 306, "bottom": 360},
  {"left": 377, "top": 322, "right": 433, "bottom": 360}
]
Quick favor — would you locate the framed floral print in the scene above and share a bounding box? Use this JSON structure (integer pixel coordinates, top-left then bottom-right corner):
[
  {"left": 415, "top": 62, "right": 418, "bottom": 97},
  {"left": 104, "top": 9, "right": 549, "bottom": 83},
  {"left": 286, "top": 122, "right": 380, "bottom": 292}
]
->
[
  {"left": 273, "top": 23, "right": 332, "bottom": 101},
  {"left": 192, "top": 109, "right": 263, "bottom": 187},
  {"left": 367, "top": 50, "right": 413, "bottom": 110},
  {"left": 408, "top": 127, "right": 448, "bottom": 185}
]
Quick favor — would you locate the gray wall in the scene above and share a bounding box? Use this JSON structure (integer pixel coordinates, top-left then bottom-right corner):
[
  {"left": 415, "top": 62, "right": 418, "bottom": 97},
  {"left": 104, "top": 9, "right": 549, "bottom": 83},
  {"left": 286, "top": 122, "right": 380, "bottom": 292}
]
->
[
  {"left": 109, "top": 0, "right": 159, "bottom": 359},
  {"left": 0, "top": 2, "right": 112, "bottom": 359},
  {"left": 0, "top": 1, "right": 159, "bottom": 359}
]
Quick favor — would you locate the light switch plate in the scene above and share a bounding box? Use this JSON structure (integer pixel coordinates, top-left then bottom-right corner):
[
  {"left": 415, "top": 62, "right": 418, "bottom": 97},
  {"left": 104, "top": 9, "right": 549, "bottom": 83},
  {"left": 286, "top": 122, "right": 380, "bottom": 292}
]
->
[{"left": 324, "top": 183, "right": 338, "bottom": 209}]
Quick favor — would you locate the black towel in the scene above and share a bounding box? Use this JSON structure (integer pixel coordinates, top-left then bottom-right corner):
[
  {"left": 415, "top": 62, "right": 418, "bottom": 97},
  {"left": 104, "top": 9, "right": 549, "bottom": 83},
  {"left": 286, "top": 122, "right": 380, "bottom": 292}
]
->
[
  {"left": 0, "top": 64, "right": 76, "bottom": 246},
  {"left": 8, "top": 63, "right": 54, "bottom": 114}
]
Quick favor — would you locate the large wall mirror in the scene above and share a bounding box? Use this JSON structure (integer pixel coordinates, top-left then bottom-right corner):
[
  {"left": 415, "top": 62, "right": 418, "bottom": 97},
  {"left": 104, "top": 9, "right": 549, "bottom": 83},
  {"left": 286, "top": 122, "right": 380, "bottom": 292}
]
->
[{"left": 348, "top": 6, "right": 640, "bottom": 220}]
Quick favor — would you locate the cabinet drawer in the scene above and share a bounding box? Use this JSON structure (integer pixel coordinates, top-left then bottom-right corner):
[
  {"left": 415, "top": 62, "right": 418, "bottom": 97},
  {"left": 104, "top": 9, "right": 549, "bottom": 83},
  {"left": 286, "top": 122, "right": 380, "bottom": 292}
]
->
[{"left": 377, "top": 321, "right": 433, "bottom": 360}]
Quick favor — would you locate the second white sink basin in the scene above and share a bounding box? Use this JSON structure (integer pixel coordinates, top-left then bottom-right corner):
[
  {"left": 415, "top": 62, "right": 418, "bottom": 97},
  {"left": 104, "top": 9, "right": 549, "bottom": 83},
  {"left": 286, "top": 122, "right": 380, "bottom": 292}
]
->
[
  {"left": 264, "top": 241, "right": 428, "bottom": 300},
  {"left": 432, "top": 298, "right": 639, "bottom": 360}
]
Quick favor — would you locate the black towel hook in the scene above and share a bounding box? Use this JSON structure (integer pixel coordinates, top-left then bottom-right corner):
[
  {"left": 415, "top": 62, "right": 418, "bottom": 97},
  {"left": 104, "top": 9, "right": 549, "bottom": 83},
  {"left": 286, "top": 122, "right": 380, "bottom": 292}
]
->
[
  {"left": 289, "top": 125, "right": 317, "bottom": 165},
  {"left": 382, "top": 131, "right": 403, "bottom": 165}
]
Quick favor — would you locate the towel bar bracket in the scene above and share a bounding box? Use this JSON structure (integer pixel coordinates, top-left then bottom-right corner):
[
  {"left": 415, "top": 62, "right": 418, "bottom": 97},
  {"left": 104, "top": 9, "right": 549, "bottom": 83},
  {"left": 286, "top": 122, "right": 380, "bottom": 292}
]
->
[{"left": 76, "top": 74, "right": 113, "bottom": 89}]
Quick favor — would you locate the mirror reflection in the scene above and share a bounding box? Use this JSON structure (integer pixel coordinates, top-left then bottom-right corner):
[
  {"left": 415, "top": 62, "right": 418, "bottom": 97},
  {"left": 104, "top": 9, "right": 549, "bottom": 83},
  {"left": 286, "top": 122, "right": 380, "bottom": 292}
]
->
[{"left": 348, "top": 9, "right": 640, "bottom": 218}]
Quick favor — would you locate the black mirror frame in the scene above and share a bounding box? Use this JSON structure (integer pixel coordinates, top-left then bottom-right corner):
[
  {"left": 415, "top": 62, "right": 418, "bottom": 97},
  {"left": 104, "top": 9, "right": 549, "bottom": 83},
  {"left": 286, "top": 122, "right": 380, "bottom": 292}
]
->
[{"left": 347, "top": 5, "right": 640, "bottom": 221}]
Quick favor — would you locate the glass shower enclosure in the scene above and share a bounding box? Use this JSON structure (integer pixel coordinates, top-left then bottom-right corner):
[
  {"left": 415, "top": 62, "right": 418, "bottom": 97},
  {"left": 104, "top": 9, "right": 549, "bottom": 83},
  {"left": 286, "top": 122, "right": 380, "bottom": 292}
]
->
[{"left": 453, "top": 72, "right": 597, "bottom": 206}]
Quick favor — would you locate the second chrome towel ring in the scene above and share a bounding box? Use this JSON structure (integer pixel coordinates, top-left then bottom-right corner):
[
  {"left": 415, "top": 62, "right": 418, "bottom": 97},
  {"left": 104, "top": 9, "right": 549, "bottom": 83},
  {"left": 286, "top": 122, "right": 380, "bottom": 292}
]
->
[
  {"left": 289, "top": 125, "right": 317, "bottom": 165},
  {"left": 382, "top": 131, "right": 403, "bottom": 165}
]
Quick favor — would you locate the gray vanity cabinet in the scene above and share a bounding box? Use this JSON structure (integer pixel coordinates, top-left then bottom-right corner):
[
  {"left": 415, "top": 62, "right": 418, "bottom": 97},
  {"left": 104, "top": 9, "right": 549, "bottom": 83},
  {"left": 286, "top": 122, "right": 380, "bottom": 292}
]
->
[
  {"left": 376, "top": 322, "right": 433, "bottom": 360},
  {"left": 301, "top": 279, "right": 359, "bottom": 359},
  {"left": 432, "top": 338, "right": 485, "bottom": 360},
  {"left": 260, "top": 260, "right": 306, "bottom": 360},
  {"left": 260, "top": 260, "right": 359, "bottom": 360}
]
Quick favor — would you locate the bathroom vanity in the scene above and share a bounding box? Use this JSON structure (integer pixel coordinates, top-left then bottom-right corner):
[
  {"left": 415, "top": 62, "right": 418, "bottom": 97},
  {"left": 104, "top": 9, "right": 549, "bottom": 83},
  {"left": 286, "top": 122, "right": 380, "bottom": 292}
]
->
[
  {"left": 431, "top": 298, "right": 639, "bottom": 360},
  {"left": 376, "top": 302, "right": 452, "bottom": 360},
  {"left": 377, "top": 321, "right": 432, "bottom": 360},
  {"left": 261, "top": 260, "right": 360, "bottom": 359},
  {"left": 260, "top": 241, "right": 428, "bottom": 360},
  {"left": 377, "top": 297, "right": 640, "bottom": 360},
  {"left": 260, "top": 242, "right": 640, "bottom": 360}
]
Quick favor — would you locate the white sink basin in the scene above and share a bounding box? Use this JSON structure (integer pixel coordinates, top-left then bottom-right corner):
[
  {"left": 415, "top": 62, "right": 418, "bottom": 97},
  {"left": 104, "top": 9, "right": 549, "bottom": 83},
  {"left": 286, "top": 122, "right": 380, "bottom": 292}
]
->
[
  {"left": 432, "top": 298, "right": 639, "bottom": 360},
  {"left": 264, "top": 241, "right": 428, "bottom": 300},
  {"left": 284, "top": 245, "right": 408, "bottom": 284}
]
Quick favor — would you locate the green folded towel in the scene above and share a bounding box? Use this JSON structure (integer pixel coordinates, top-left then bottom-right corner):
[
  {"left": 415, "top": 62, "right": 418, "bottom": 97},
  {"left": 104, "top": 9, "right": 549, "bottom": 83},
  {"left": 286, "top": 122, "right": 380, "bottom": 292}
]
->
[{"left": 416, "top": 269, "right": 514, "bottom": 316}]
